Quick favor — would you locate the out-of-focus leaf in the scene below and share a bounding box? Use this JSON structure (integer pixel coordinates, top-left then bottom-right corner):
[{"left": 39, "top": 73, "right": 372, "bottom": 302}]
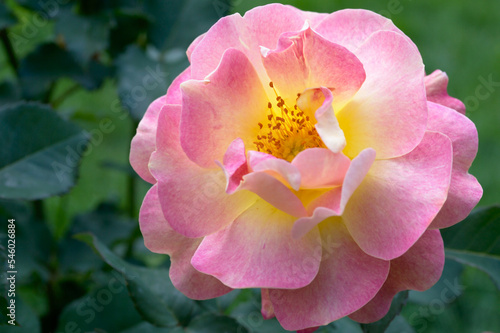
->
[
  {"left": 442, "top": 205, "right": 500, "bottom": 289},
  {"left": 0, "top": 3, "right": 17, "bottom": 29},
  {"left": 385, "top": 315, "right": 415, "bottom": 333},
  {"left": 55, "top": 10, "right": 109, "bottom": 63},
  {"left": 186, "top": 313, "right": 248, "bottom": 333},
  {"left": 144, "top": 0, "right": 231, "bottom": 51},
  {"left": 360, "top": 291, "right": 409, "bottom": 333},
  {"left": 0, "top": 296, "right": 40, "bottom": 332},
  {"left": 19, "top": 43, "right": 109, "bottom": 99},
  {"left": 16, "top": 0, "right": 73, "bottom": 14},
  {"left": 0, "top": 102, "right": 89, "bottom": 200},
  {"left": 76, "top": 233, "right": 200, "bottom": 327},
  {"left": 59, "top": 202, "right": 135, "bottom": 272},
  {"left": 108, "top": 11, "right": 149, "bottom": 57},
  {"left": 0, "top": 81, "right": 21, "bottom": 105},
  {"left": 56, "top": 272, "right": 143, "bottom": 333},
  {"left": 116, "top": 45, "right": 183, "bottom": 119},
  {"left": 120, "top": 322, "right": 184, "bottom": 333}
]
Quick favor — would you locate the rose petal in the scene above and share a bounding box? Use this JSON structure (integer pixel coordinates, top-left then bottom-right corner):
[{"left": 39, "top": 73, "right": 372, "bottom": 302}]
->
[
  {"left": 181, "top": 48, "right": 269, "bottom": 168},
  {"left": 261, "top": 27, "right": 365, "bottom": 111},
  {"left": 239, "top": 171, "right": 307, "bottom": 217},
  {"left": 349, "top": 229, "right": 444, "bottom": 323},
  {"left": 425, "top": 70, "right": 466, "bottom": 114},
  {"left": 313, "top": 87, "right": 347, "bottom": 153},
  {"left": 426, "top": 102, "right": 482, "bottom": 228},
  {"left": 314, "top": 9, "right": 404, "bottom": 53},
  {"left": 337, "top": 30, "right": 427, "bottom": 159},
  {"left": 248, "top": 150, "right": 301, "bottom": 190},
  {"left": 261, "top": 289, "right": 275, "bottom": 320},
  {"left": 150, "top": 105, "right": 256, "bottom": 238},
  {"left": 129, "top": 96, "right": 166, "bottom": 184},
  {"left": 291, "top": 148, "right": 350, "bottom": 189},
  {"left": 270, "top": 220, "right": 389, "bottom": 330},
  {"left": 191, "top": 199, "right": 321, "bottom": 289},
  {"left": 292, "top": 148, "right": 376, "bottom": 239},
  {"left": 218, "top": 138, "right": 248, "bottom": 194},
  {"left": 190, "top": 4, "right": 309, "bottom": 81},
  {"left": 343, "top": 131, "right": 453, "bottom": 260},
  {"left": 139, "top": 185, "right": 232, "bottom": 299},
  {"left": 165, "top": 66, "right": 191, "bottom": 105}
]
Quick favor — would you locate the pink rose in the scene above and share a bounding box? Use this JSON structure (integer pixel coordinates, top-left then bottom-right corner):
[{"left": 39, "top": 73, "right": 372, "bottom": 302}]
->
[{"left": 130, "top": 4, "right": 482, "bottom": 331}]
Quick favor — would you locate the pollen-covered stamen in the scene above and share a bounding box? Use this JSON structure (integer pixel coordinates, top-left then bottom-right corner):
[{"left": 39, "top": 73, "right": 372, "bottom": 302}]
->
[{"left": 253, "top": 82, "right": 326, "bottom": 161}]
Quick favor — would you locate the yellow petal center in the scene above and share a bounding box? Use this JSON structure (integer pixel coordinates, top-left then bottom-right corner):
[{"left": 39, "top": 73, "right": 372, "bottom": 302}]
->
[{"left": 253, "top": 82, "right": 326, "bottom": 162}]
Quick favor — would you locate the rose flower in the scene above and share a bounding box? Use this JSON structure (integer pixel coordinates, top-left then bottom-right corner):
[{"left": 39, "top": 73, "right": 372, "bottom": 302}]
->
[{"left": 130, "top": 4, "right": 482, "bottom": 331}]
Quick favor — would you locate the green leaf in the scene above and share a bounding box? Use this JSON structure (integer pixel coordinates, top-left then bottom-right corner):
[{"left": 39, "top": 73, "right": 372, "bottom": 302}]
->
[
  {"left": 186, "top": 313, "right": 248, "bottom": 333},
  {"left": 0, "top": 102, "right": 89, "bottom": 200},
  {"left": 0, "top": 3, "right": 17, "bottom": 29},
  {"left": 144, "top": 0, "right": 231, "bottom": 51},
  {"left": 0, "top": 81, "right": 21, "bottom": 105},
  {"left": 19, "top": 43, "right": 109, "bottom": 99},
  {"left": 55, "top": 10, "right": 110, "bottom": 63},
  {"left": 59, "top": 202, "right": 136, "bottom": 272},
  {"left": 360, "top": 291, "right": 409, "bottom": 333},
  {"left": 76, "top": 233, "right": 199, "bottom": 327},
  {"left": 442, "top": 205, "right": 500, "bottom": 289},
  {"left": 116, "top": 45, "right": 184, "bottom": 120}
]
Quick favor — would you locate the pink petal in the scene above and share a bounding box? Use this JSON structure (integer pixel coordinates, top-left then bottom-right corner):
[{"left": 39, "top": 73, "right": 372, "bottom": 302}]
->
[
  {"left": 187, "top": 33, "right": 205, "bottom": 62},
  {"left": 312, "top": 87, "right": 346, "bottom": 153},
  {"left": 218, "top": 138, "right": 248, "bottom": 194},
  {"left": 139, "top": 185, "right": 232, "bottom": 299},
  {"left": 291, "top": 148, "right": 350, "bottom": 189},
  {"left": 337, "top": 30, "right": 427, "bottom": 159},
  {"left": 270, "top": 220, "right": 389, "bottom": 330},
  {"left": 297, "top": 328, "right": 319, "bottom": 333},
  {"left": 425, "top": 70, "right": 466, "bottom": 114},
  {"left": 149, "top": 105, "right": 256, "bottom": 238},
  {"left": 426, "top": 102, "right": 482, "bottom": 228},
  {"left": 248, "top": 150, "right": 301, "bottom": 190},
  {"left": 239, "top": 171, "right": 307, "bottom": 217},
  {"left": 164, "top": 66, "right": 191, "bottom": 105},
  {"left": 129, "top": 96, "right": 166, "bottom": 184},
  {"left": 314, "top": 9, "right": 404, "bottom": 53},
  {"left": 261, "top": 289, "right": 275, "bottom": 320},
  {"left": 180, "top": 48, "right": 269, "bottom": 168},
  {"left": 349, "top": 229, "right": 444, "bottom": 323},
  {"left": 292, "top": 148, "right": 376, "bottom": 239},
  {"left": 343, "top": 131, "right": 453, "bottom": 260},
  {"left": 261, "top": 27, "right": 365, "bottom": 111},
  {"left": 190, "top": 4, "right": 309, "bottom": 81},
  {"left": 191, "top": 199, "right": 321, "bottom": 289}
]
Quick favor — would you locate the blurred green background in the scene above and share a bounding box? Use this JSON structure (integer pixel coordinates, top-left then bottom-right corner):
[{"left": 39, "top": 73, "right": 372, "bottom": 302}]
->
[{"left": 0, "top": 0, "right": 499, "bottom": 332}]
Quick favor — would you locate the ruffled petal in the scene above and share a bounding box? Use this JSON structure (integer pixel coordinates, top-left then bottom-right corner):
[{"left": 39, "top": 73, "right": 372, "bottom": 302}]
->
[
  {"left": 426, "top": 102, "right": 482, "bottom": 228},
  {"left": 312, "top": 88, "right": 347, "bottom": 153},
  {"left": 425, "top": 70, "right": 466, "bottom": 114},
  {"left": 337, "top": 30, "right": 427, "bottom": 159},
  {"left": 164, "top": 66, "right": 191, "bottom": 105},
  {"left": 291, "top": 148, "right": 350, "bottom": 189},
  {"left": 218, "top": 138, "right": 248, "bottom": 194},
  {"left": 139, "top": 185, "right": 232, "bottom": 299},
  {"left": 292, "top": 148, "right": 376, "bottom": 238},
  {"left": 239, "top": 171, "right": 307, "bottom": 217},
  {"left": 149, "top": 104, "right": 256, "bottom": 238},
  {"left": 261, "top": 289, "right": 275, "bottom": 320},
  {"left": 191, "top": 199, "right": 321, "bottom": 289},
  {"left": 248, "top": 150, "right": 301, "bottom": 190},
  {"left": 190, "top": 4, "right": 310, "bottom": 81},
  {"left": 270, "top": 220, "right": 389, "bottom": 331},
  {"left": 349, "top": 229, "right": 444, "bottom": 322},
  {"left": 181, "top": 48, "right": 269, "bottom": 168},
  {"left": 314, "top": 9, "right": 404, "bottom": 53},
  {"left": 261, "top": 27, "right": 365, "bottom": 111},
  {"left": 343, "top": 131, "right": 453, "bottom": 260},
  {"left": 129, "top": 96, "right": 166, "bottom": 184}
]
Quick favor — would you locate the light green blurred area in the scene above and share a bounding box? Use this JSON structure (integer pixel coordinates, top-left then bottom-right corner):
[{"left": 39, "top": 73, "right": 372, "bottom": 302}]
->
[{"left": 233, "top": 0, "right": 500, "bottom": 207}]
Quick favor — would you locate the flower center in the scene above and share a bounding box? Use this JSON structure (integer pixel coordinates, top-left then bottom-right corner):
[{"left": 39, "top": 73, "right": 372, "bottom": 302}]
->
[{"left": 253, "top": 82, "right": 326, "bottom": 162}]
